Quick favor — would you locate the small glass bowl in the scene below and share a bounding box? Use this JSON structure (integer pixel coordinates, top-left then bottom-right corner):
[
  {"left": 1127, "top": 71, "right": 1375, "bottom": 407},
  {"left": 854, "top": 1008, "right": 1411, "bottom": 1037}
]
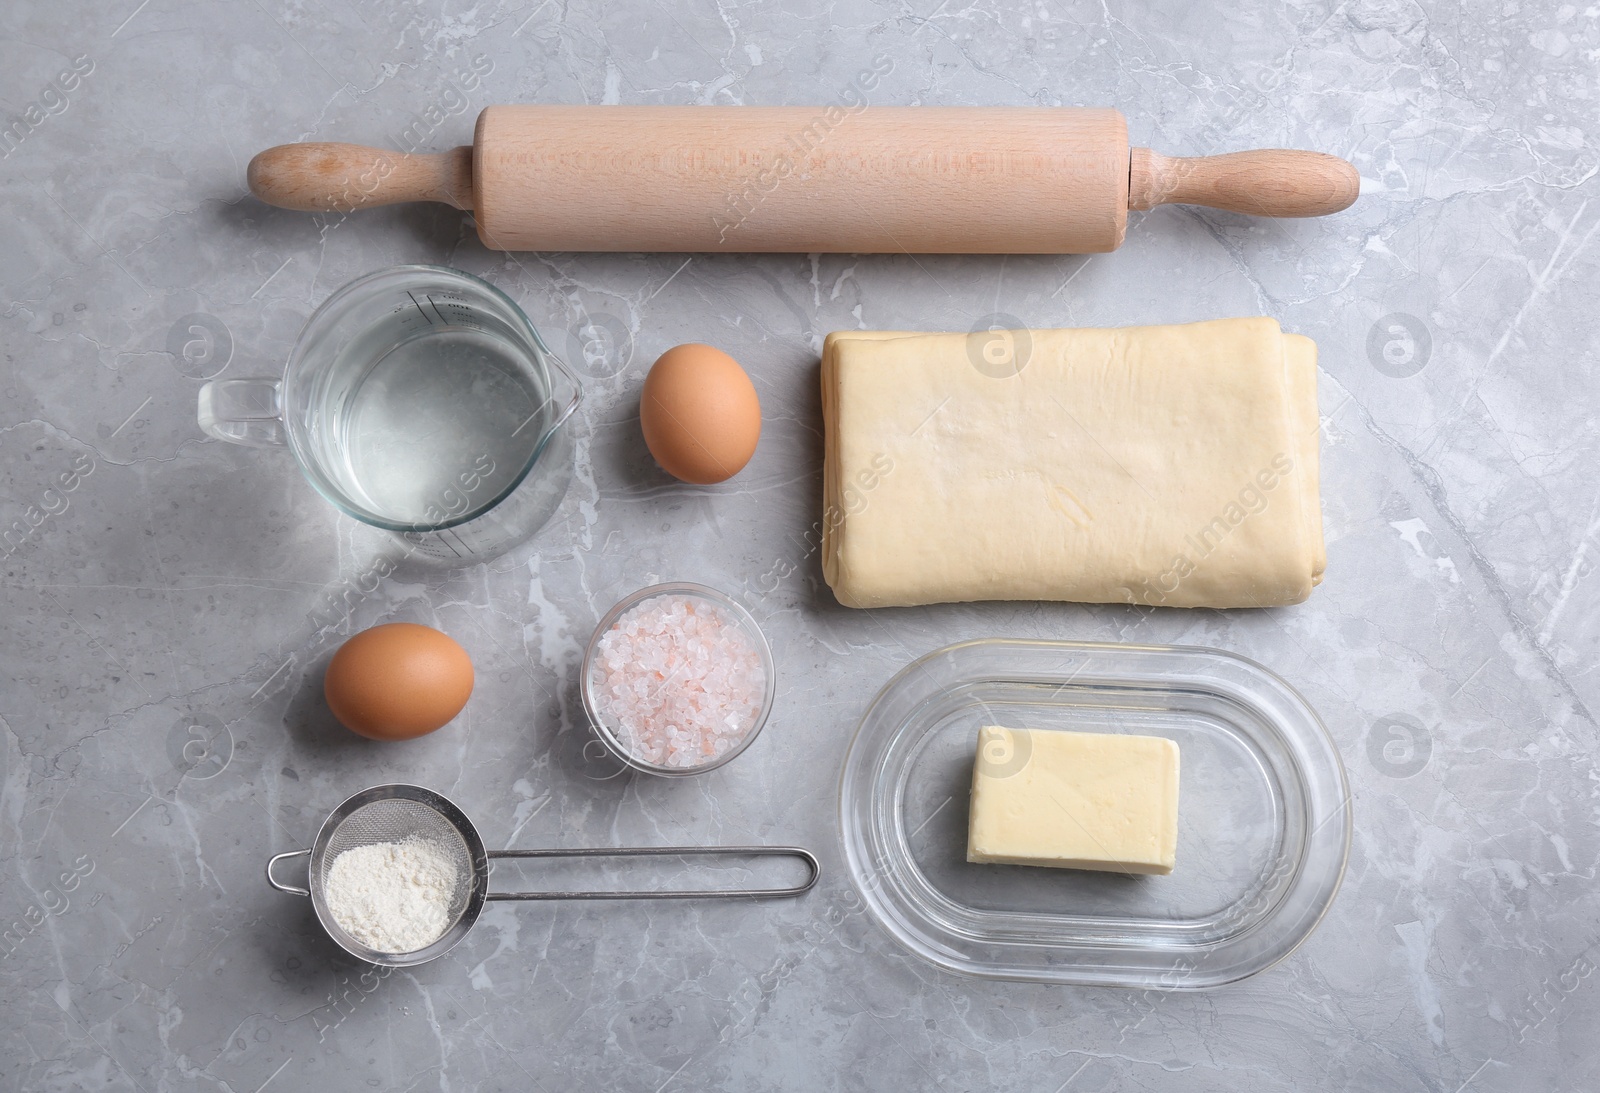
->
[{"left": 581, "top": 582, "right": 776, "bottom": 777}]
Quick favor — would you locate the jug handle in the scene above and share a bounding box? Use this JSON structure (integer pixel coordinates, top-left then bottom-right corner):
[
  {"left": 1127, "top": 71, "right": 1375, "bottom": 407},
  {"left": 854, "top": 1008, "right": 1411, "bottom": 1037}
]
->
[{"left": 199, "top": 378, "right": 287, "bottom": 448}]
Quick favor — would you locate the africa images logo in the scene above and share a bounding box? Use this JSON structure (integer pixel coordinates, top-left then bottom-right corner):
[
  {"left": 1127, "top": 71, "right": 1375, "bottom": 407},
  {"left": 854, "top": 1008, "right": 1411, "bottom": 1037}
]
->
[
  {"left": 1129, "top": 454, "right": 1296, "bottom": 607},
  {"left": 1, "top": 55, "right": 94, "bottom": 159}
]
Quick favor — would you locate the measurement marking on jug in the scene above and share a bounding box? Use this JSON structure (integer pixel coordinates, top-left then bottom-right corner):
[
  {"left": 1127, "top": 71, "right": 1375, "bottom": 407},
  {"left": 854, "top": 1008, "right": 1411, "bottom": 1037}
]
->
[
  {"left": 405, "top": 291, "right": 434, "bottom": 324},
  {"left": 406, "top": 527, "right": 466, "bottom": 559},
  {"left": 424, "top": 294, "right": 449, "bottom": 324}
]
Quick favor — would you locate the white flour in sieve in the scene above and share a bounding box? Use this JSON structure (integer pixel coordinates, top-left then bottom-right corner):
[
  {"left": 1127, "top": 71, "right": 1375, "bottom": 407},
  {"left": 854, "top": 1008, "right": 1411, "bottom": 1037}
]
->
[{"left": 324, "top": 839, "right": 459, "bottom": 953}]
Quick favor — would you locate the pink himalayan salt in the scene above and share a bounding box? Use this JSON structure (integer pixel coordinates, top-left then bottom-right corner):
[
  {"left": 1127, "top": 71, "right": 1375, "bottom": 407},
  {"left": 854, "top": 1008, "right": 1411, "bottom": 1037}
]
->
[{"left": 591, "top": 594, "right": 766, "bottom": 769}]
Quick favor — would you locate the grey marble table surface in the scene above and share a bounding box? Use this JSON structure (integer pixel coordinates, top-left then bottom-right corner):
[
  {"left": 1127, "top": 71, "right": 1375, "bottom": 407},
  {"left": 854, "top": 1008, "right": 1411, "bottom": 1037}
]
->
[{"left": 3, "top": 1, "right": 1597, "bottom": 1090}]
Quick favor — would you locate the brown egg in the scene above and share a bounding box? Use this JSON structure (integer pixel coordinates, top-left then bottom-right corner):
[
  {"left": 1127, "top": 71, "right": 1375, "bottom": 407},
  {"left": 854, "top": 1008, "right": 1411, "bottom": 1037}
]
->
[
  {"left": 324, "top": 623, "right": 474, "bottom": 741},
  {"left": 639, "top": 343, "right": 761, "bottom": 484}
]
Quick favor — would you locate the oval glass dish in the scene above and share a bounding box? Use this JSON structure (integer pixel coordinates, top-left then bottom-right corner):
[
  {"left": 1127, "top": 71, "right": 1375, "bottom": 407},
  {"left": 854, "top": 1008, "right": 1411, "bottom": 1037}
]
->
[
  {"left": 581, "top": 582, "right": 776, "bottom": 776},
  {"left": 839, "top": 639, "right": 1350, "bottom": 988}
]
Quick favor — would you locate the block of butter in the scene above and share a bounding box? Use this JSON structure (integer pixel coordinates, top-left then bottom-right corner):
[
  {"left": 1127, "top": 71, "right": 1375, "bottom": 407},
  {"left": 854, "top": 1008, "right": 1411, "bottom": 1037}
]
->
[{"left": 967, "top": 726, "right": 1180, "bottom": 875}]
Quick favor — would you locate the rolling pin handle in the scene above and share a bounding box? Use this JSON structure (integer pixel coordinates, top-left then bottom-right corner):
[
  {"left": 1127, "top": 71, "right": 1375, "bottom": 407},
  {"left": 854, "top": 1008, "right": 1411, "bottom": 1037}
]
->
[
  {"left": 1129, "top": 147, "right": 1358, "bottom": 218},
  {"left": 247, "top": 143, "right": 474, "bottom": 213}
]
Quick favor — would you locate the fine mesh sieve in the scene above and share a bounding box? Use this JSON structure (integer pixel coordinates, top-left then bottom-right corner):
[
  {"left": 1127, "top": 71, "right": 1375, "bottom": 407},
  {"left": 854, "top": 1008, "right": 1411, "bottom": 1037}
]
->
[{"left": 267, "top": 784, "right": 819, "bottom": 967}]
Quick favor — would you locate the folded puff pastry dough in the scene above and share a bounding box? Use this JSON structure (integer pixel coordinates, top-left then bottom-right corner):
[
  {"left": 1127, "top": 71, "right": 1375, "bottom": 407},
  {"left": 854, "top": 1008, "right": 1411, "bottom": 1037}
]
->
[{"left": 821, "top": 318, "right": 1324, "bottom": 609}]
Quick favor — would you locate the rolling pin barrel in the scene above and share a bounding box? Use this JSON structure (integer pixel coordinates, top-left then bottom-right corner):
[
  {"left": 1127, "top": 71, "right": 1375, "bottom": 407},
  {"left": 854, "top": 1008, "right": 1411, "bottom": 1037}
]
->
[
  {"left": 246, "top": 106, "right": 1359, "bottom": 254},
  {"left": 472, "top": 105, "right": 1132, "bottom": 254}
]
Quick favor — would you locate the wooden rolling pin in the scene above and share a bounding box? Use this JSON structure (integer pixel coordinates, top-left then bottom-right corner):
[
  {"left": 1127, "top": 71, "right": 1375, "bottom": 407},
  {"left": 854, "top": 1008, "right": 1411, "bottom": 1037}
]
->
[{"left": 248, "top": 106, "right": 1358, "bottom": 254}]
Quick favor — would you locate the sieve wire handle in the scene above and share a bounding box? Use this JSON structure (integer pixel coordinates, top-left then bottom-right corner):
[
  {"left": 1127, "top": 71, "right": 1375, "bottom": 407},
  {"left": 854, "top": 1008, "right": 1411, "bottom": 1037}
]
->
[
  {"left": 266, "top": 849, "right": 312, "bottom": 897},
  {"left": 482, "top": 845, "right": 820, "bottom": 900}
]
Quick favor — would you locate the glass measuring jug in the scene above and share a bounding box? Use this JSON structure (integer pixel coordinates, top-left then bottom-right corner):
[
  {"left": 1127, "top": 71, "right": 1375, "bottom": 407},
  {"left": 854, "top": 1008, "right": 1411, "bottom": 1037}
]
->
[{"left": 198, "top": 265, "right": 581, "bottom": 565}]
